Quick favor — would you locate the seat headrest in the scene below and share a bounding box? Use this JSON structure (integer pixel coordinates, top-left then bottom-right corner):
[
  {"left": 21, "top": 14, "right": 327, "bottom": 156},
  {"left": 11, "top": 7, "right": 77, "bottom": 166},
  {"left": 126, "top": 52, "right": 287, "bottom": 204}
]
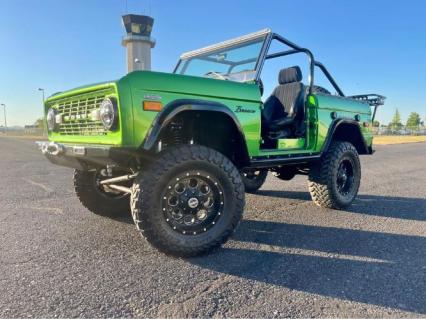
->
[{"left": 278, "top": 66, "right": 302, "bottom": 84}]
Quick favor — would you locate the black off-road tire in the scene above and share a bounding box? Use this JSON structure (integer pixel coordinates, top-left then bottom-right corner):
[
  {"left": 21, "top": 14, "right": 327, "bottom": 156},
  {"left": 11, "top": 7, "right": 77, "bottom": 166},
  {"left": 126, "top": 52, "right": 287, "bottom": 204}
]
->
[
  {"left": 308, "top": 141, "right": 361, "bottom": 209},
  {"left": 130, "top": 145, "right": 245, "bottom": 257},
  {"left": 74, "top": 169, "right": 131, "bottom": 217},
  {"left": 241, "top": 169, "right": 268, "bottom": 193}
]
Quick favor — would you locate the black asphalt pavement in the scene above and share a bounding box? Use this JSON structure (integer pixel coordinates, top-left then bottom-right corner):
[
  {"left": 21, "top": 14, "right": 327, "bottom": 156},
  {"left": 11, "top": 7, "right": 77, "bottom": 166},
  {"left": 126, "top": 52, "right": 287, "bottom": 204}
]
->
[{"left": 0, "top": 137, "right": 425, "bottom": 318}]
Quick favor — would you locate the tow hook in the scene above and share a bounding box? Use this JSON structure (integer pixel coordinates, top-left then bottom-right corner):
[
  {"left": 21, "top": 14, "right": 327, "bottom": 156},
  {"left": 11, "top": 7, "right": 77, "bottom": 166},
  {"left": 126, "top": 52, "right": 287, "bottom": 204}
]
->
[{"left": 36, "top": 141, "right": 64, "bottom": 156}]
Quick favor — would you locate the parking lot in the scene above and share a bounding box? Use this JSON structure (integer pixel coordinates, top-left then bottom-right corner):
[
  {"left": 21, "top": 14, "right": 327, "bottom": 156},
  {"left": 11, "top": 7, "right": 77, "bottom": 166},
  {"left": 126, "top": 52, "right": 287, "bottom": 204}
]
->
[{"left": 0, "top": 137, "right": 425, "bottom": 317}]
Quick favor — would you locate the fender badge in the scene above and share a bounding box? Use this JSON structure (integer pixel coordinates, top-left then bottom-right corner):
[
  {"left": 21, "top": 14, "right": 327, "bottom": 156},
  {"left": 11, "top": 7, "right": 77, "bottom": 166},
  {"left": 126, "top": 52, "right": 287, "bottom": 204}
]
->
[
  {"left": 235, "top": 106, "right": 255, "bottom": 113},
  {"left": 144, "top": 94, "right": 162, "bottom": 101}
]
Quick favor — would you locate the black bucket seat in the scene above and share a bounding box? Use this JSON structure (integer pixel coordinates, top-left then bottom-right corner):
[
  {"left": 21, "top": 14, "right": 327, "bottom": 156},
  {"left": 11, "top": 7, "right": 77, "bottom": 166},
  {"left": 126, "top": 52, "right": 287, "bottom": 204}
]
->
[{"left": 261, "top": 66, "right": 305, "bottom": 139}]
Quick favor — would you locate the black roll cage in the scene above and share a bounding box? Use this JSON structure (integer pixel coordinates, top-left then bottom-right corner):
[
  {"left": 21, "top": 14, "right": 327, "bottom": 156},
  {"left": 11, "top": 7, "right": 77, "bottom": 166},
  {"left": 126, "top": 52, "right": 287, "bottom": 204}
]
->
[
  {"left": 174, "top": 30, "right": 385, "bottom": 119},
  {"left": 257, "top": 32, "right": 345, "bottom": 96}
]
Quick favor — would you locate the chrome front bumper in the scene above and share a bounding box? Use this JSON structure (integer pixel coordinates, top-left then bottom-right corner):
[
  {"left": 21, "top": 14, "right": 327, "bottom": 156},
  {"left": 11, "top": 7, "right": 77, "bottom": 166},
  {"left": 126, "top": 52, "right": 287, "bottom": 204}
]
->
[
  {"left": 35, "top": 141, "right": 112, "bottom": 170},
  {"left": 36, "top": 141, "right": 110, "bottom": 157}
]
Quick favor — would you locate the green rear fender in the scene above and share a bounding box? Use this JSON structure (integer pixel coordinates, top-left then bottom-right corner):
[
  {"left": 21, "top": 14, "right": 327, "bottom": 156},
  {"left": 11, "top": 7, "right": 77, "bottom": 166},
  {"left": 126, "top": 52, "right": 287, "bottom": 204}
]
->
[{"left": 311, "top": 93, "right": 373, "bottom": 154}]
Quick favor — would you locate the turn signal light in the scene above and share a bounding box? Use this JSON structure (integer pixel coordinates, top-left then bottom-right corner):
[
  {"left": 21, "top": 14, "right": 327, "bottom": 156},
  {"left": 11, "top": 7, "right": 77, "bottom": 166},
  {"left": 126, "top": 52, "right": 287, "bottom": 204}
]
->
[{"left": 143, "top": 101, "right": 163, "bottom": 111}]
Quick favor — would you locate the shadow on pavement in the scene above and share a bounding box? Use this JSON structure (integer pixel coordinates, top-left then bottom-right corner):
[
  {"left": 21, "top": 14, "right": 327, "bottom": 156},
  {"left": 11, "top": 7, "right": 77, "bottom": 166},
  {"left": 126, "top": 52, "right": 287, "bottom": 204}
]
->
[
  {"left": 191, "top": 219, "right": 426, "bottom": 313},
  {"left": 255, "top": 190, "right": 426, "bottom": 221},
  {"left": 108, "top": 213, "right": 134, "bottom": 224},
  {"left": 111, "top": 189, "right": 426, "bottom": 312}
]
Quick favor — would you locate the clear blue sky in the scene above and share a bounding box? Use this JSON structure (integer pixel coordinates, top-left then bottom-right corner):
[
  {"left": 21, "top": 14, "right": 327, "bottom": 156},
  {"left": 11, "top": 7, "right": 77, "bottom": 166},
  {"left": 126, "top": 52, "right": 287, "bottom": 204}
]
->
[{"left": 1, "top": 0, "right": 425, "bottom": 126}]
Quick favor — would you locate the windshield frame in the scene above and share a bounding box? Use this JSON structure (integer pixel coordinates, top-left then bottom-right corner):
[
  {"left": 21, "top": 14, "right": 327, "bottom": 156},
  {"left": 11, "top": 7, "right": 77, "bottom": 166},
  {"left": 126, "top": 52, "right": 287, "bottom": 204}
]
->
[
  {"left": 174, "top": 29, "right": 345, "bottom": 97},
  {"left": 173, "top": 29, "right": 272, "bottom": 83}
]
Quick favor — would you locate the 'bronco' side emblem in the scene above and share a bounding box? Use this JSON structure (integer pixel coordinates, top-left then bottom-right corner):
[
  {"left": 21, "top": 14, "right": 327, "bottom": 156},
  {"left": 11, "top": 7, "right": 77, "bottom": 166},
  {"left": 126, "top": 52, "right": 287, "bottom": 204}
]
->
[{"left": 235, "top": 106, "right": 255, "bottom": 113}]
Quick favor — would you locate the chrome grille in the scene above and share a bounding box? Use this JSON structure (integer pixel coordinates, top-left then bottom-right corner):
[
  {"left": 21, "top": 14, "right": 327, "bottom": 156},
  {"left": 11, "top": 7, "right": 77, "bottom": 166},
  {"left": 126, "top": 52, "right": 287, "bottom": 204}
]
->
[{"left": 53, "top": 89, "right": 111, "bottom": 136}]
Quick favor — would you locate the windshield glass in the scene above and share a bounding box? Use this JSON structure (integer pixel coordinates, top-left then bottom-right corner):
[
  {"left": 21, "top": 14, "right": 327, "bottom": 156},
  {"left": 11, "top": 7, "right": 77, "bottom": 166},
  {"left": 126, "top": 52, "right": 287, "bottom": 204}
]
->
[{"left": 175, "top": 37, "right": 266, "bottom": 82}]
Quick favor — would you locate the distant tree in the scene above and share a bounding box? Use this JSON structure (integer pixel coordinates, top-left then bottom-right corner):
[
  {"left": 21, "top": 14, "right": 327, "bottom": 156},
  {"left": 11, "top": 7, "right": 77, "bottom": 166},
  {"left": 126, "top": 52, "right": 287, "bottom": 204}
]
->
[
  {"left": 389, "top": 109, "right": 402, "bottom": 129},
  {"left": 34, "top": 118, "right": 44, "bottom": 128},
  {"left": 406, "top": 112, "right": 421, "bottom": 128},
  {"left": 373, "top": 120, "right": 380, "bottom": 127}
]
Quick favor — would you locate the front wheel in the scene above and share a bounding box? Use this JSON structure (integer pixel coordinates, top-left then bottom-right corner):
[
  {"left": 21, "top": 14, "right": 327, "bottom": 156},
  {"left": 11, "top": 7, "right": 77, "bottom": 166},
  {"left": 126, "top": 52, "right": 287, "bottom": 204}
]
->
[
  {"left": 308, "top": 141, "right": 361, "bottom": 209},
  {"left": 131, "top": 145, "right": 245, "bottom": 257},
  {"left": 74, "top": 169, "right": 131, "bottom": 217}
]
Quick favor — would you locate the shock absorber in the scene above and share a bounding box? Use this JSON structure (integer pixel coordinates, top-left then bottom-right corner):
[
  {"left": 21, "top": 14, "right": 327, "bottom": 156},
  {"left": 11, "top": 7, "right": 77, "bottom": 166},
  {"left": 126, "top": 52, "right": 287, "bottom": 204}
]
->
[
  {"left": 163, "top": 121, "right": 183, "bottom": 146},
  {"left": 170, "top": 122, "right": 183, "bottom": 144}
]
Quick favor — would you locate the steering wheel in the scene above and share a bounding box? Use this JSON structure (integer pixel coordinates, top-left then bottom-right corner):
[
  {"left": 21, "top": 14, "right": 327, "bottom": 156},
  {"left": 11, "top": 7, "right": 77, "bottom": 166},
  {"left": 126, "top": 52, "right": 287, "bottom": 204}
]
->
[{"left": 205, "top": 71, "right": 227, "bottom": 80}]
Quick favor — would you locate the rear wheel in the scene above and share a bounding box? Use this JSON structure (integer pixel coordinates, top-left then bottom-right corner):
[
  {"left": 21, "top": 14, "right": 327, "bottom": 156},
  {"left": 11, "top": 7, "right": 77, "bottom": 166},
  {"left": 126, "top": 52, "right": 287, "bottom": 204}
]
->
[
  {"left": 308, "top": 141, "right": 361, "bottom": 209},
  {"left": 131, "top": 145, "right": 245, "bottom": 257},
  {"left": 241, "top": 169, "right": 268, "bottom": 193},
  {"left": 74, "top": 169, "right": 131, "bottom": 217}
]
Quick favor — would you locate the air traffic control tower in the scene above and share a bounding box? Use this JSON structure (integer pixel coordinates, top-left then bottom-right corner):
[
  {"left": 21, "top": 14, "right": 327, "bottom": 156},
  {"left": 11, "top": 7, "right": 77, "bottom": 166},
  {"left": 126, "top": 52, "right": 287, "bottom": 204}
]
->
[{"left": 122, "top": 14, "right": 156, "bottom": 72}]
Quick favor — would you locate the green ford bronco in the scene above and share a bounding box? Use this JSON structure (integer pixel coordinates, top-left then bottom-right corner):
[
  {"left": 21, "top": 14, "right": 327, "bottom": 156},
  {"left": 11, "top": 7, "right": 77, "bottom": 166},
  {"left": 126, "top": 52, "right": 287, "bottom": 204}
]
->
[{"left": 38, "top": 29, "right": 384, "bottom": 256}]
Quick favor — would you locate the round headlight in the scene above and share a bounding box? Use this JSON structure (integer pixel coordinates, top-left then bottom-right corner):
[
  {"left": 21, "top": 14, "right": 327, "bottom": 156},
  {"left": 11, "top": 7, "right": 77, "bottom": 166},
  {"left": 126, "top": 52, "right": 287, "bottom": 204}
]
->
[
  {"left": 47, "top": 108, "right": 56, "bottom": 131},
  {"left": 99, "top": 98, "right": 117, "bottom": 130}
]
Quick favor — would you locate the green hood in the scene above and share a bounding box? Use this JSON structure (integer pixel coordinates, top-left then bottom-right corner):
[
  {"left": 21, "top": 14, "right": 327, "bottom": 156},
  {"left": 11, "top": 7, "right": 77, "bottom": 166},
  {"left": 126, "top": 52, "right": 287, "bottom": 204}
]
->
[
  {"left": 46, "top": 81, "right": 116, "bottom": 102},
  {"left": 119, "top": 70, "right": 261, "bottom": 103}
]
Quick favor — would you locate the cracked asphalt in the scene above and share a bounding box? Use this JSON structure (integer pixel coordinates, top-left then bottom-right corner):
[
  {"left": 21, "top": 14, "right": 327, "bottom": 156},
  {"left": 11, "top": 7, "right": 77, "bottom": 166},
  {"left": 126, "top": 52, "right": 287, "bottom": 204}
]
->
[{"left": 0, "top": 137, "right": 425, "bottom": 318}]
